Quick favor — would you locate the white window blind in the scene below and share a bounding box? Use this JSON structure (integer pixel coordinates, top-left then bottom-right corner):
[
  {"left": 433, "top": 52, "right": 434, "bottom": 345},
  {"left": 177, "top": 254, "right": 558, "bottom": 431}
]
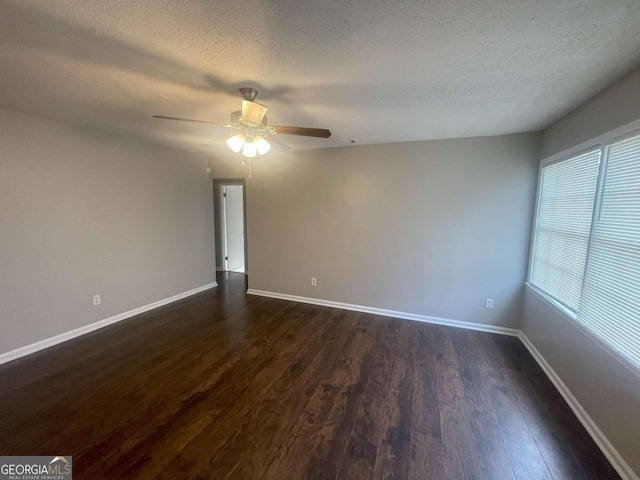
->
[
  {"left": 577, "top": 134, "right": 640, "bottom": 368},
  {"left": 529, "top": 149, "right": 601, "bottom": 311}
]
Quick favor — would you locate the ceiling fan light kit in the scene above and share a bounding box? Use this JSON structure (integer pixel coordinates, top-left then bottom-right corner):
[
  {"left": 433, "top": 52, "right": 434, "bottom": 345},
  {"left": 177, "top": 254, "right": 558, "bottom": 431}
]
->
[{"left": 227, "top": 132, "right": 271, "bottom": 158}]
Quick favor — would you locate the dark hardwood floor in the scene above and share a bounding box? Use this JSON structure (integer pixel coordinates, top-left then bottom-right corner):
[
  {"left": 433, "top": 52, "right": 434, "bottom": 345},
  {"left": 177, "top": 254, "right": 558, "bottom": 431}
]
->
[{"left": 0, "top": 272, "right": 619, "bottom": 479}]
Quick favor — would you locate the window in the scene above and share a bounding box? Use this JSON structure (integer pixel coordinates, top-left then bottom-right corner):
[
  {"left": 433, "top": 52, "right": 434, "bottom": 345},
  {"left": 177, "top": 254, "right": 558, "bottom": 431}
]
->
[
  {"left": 529, "top": 131, "right": 640, "bottom": 369},
  {"left": 529, "top": 149, "right": 601, "bottom": 311},
  {"left": 577, "top": 134, "right": 640, "bottom": 366}
]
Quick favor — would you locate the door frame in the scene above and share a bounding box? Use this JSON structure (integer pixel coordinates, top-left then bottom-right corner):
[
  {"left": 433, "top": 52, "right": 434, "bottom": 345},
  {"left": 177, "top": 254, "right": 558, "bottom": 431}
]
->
[{"left": 213, "top": 178, "right": 248, "bottom": 274}]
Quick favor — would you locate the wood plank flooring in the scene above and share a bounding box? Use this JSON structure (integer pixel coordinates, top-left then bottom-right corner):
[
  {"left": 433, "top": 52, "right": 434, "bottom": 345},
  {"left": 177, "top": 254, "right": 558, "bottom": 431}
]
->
[{"left": 0, "top": 272, "right": 620, "bottom": 479}]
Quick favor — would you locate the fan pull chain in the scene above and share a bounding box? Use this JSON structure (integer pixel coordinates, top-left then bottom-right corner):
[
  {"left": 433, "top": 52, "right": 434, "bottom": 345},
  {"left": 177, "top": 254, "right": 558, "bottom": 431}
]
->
[
  {"left": 241, "top": 155, "right": 246, "bottom": 166},
  {"left": 248, "top": 157, "right": 253, "bottom": 179}
]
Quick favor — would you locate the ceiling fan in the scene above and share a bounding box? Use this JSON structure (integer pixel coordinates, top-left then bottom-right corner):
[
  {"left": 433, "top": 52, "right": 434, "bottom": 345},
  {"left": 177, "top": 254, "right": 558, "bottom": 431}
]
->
[{"left": 153, "top": 87, "right": 332, "bottom": 157}]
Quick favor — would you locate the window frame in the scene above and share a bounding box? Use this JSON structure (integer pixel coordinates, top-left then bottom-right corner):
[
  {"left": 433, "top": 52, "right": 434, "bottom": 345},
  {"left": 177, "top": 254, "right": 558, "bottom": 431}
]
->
[{"left": 526, "top": 120, "right": 640, "bottom": 378}]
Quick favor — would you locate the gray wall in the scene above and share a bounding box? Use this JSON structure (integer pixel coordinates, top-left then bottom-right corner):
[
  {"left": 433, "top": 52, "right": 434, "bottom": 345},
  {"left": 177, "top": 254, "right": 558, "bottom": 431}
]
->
[
  {"left": 523, "top": 65, "right": 640, "bottom": 476},
  {"left": 0, "top": 108, "right": 216, "bottom": 356},
  {"left": 542, "top": 65, "right": 640, "bottom": 157},
  {"left": 212, "top": 132, "right": 541, "bottom": 329}
]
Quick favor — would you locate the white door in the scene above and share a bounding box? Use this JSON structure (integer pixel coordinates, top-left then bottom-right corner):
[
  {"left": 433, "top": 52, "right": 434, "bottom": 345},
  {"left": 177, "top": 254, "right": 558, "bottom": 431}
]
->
[{"left": 223, "top": 185, "right": 245, "bottom": 273}]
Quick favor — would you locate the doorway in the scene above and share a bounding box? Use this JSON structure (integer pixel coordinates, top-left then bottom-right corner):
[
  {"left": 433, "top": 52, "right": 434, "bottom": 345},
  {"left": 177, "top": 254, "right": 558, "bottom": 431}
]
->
[{"left": 215, "top": 180, "right": 247, "bottom": 274}]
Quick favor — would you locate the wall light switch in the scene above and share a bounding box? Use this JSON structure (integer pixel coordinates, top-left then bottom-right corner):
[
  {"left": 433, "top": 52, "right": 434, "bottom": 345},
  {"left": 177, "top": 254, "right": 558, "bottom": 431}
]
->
[
  {"left": 311, "top": 277, "right": 317, "bottom": 287},
  {"left": 93, "top": 294, "right": 101, "bottom": 306},
  {"left": 485, "top": 298, "right": 494, "bottom": 309}
]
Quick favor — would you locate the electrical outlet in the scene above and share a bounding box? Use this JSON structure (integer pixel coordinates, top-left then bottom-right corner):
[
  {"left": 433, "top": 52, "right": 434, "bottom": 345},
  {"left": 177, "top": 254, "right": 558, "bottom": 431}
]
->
[
  {"left": 485, "top": 298, "right": 494, "bottom": 309},
  {"left": 311, "top": 277, "right": 317, "bottom": 287},
  {"left": 93, "top": 294, "right": 101, "bottom": 306}
]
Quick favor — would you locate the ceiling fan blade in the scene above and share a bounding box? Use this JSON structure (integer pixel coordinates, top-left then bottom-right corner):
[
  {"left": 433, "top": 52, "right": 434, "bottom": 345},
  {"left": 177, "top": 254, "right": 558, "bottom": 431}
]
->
[
  {"left": 241, "top": 100, "right": 268, "bottom": 126},
  {"left": 153, "top": 115, "right": 229, "bottom": 126},
  {"left": 266, "top": 135, "right": 290, "bottom": 153},
  {"left": 273, "top": 126, "right": 332, "bottom": 138}
]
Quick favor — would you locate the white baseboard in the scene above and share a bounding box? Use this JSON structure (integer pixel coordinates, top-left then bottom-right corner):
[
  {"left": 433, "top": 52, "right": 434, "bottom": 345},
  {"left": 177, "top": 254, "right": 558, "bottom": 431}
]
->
[
  {"left": 518, "top": 333, "right": 638, "bottom": 480},
  {"left": 246, "top": 289, "right": 520, "bottom": 336},
  {"left": 0, "top": 282, "right": 218, "bottom": 366}
]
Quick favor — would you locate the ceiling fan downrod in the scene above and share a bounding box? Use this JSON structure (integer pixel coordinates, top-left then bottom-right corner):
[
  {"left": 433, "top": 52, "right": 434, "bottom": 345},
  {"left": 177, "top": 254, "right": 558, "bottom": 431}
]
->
[{"left": 239, "top": 87, "right": 258, "bottom": 102}]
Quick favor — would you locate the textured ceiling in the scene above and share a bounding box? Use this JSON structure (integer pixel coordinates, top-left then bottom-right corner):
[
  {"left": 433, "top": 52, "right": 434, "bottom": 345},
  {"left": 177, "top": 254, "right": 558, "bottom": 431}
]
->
[{"left": 1, "top": 0, "right": 640, "bottom": 156}]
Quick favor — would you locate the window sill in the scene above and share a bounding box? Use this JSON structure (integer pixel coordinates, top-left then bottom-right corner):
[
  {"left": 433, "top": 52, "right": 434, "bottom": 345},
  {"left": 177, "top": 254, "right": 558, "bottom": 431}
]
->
[
  {"left": 524, "top": 283, "right": 577, "bottom": 321},
  {"left": 524, "top": 282, "right": 640, "bottom": 381}
]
